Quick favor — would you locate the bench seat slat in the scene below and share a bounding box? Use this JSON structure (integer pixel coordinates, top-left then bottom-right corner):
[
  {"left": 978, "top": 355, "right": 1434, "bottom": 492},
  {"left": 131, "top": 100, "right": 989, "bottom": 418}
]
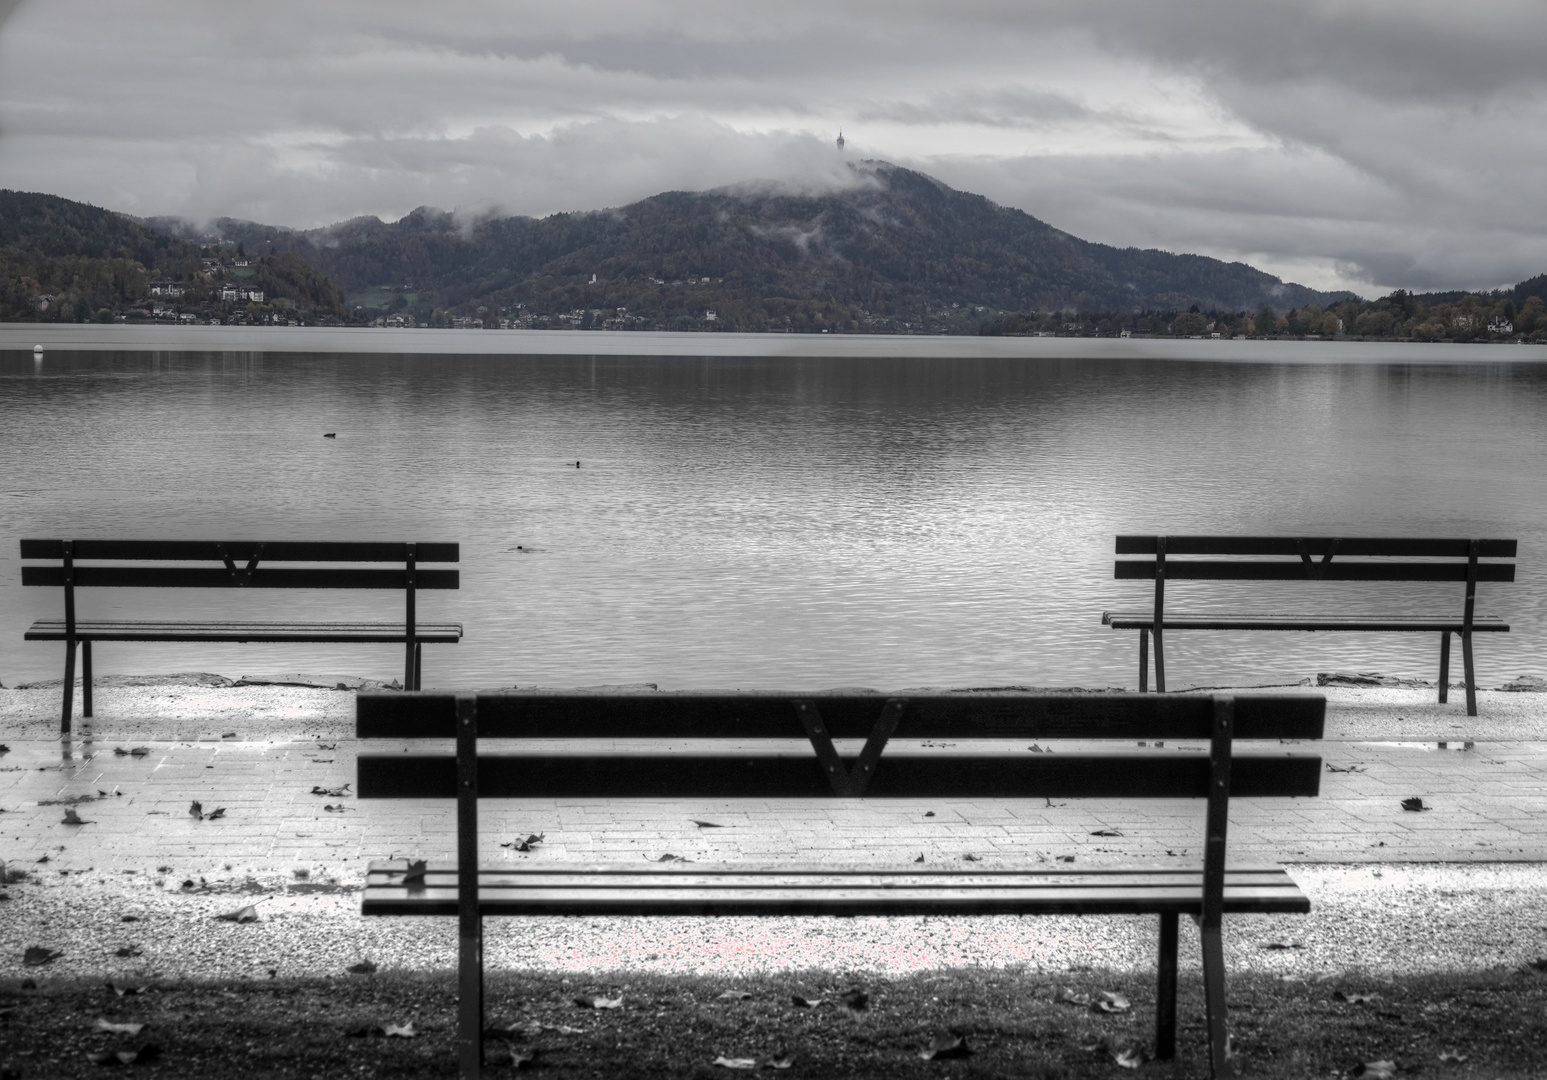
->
[
  {"left": 20, "top": 539, "right": 460, "bottom": 562},
  {"left": 360, "top": 866, "right": 1308, "bottom": 917},
  {"left": 358, "top": 751, "right": 1322, "bottom": 799},
  {"left": 1102, "top": 612, "right": 1509, "bottom": 632},
  {"left": 365, "top": 862, "right": 1299, "bottom": 887},
  {"left": 26, "top": 619, "right": 463, "bottom": 643},
  {"left": 1114, "top": 536, "right": 1516, "bottom": 558},
  {"left": 1113, "top": 561, "right": 1514, "bottom": 582},
  {"left": 356, "top": 691, "right": 1326, "bottom": 741},
  {"left": 22, "top": 567, "right": 459, "bottom": 590}
]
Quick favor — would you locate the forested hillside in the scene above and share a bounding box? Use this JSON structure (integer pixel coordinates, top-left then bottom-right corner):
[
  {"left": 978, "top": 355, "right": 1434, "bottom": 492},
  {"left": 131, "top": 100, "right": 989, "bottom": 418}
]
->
[
  {"left": 176, "top": 162, "right": 1355, "bottom": 332},
  {"left": 1, "top": 191, "right": 345, "bottom": 324}
]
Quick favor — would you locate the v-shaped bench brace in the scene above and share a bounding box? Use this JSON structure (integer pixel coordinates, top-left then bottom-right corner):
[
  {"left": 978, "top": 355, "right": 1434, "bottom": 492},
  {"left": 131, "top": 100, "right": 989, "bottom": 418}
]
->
[
  {"left": 793, "top": 698, "right": 907, "bottom": 796},
  {"left": 1295, "top": 538, "right": 1340, "bottom": 579},
  {"left": 217, "top": 543, "right": 265, "bottom": 585}
]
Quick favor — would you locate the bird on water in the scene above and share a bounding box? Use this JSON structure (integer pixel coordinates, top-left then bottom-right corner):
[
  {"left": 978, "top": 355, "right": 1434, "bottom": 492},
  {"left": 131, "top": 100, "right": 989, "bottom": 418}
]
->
[{"left": 324, "top": 433, "right": 337, "bottom": 438}]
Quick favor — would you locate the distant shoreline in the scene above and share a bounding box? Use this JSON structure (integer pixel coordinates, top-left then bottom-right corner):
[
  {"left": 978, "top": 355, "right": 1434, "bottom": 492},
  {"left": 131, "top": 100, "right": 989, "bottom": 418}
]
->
[{"left": 5, "top": 323, "right": 1547, "bottom": 361}]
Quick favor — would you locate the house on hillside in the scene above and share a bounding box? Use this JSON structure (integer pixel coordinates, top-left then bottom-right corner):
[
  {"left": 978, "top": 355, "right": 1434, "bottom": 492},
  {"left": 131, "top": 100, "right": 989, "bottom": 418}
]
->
[
  {"left": 1489, "top": 317, "right": 1514, "bottom": 335},
  {"left": 148, "top": 282, "right": 186, "bottom": 298}
]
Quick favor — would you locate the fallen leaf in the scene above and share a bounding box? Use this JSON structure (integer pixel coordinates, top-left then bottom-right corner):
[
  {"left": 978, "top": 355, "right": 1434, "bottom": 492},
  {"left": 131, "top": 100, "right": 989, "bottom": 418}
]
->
[
  {"left": 348, "top": 960, "right": 378, "bottom": 975},
  {"left": 1057, "top": 855, "right": 1076, "bottom": 863},
  {"left": 573, "top": 996, "right": 623, "bottom": 1010},
  {"left": 656, "top": 853, "right": 690, "bottom": 862},
  {"left": 93, "top": 1018, "right": 145, "bottom": 1036},
  {"left": 310, "top": 784, "right": 351, "bottom": 797},
  {"left": 694, "top": 820, "right": 723, "bottom": 828},
  {"left": 222, "top": 732, "right": 237, "bottom": 739},
  {"left": 501, "top": 833, "right": 545, "bottom": 852},
  {"left": 1093, "top": 991, "right": 1132, "bottom": 1014},
  {"left": 1438, "top": 1050, "right": 1468, "bottom": 1063},
  {"left": 1114, "top": 1047, "right": 1149, "bottom": 1069},
  {"left": 918, "top": 1036, "right": 973, "bottom": 1061},
  {"left": 1056, "top": 987, "right": 1093, "bottom": 1007},
  {"left": 1090, "top": 828, "right": 1124, "bottom": 837},
  {"left": 1354, "top": 1061, "right": 1397, "bottom": 1079},
  {"left": 382, "top": 1022, "right": 417, "bottom": 1038},
  {"left": 961, "top": 853, "right": 980, "bottom": 862},
  {"left": 713, "top": 1057, "right": 758, "bottom": 1070},
  {"left": 62, "top": 807, "right": 91, "bottom": 825},
  {"left": 924, "top": 811, "right": 936, "bottom": 817},
  {"left": 1263, "top": 940, "right": 1304, "bottom": 950},
  {"left": 511, "top": 1048, "right": 538, "bottom": 1069},
  {"left": 1334, "top": 990, "right": 1380, "bottom": 1005},
  {"left": 114, "top": 946, "right": 143, "bottom": 958},
  {"left": 88, "top": 1045, "right": 160, "bottom": 1066},
  {"left": 113, "top": 746, "right": 150, "bottom": 757},
  {"left": 215, "top": 904, "right": 259, "bottom": 923},
  {"left": 323, "top": 804, "right": 352, "bottom": 813},
  {"left": 841, "top": 988, "right": 869, "bottom": 1011},
  {"left": 189, "top": 801, "right": 204, "bottom": 821},
  {"left": 765, "top": 1057, "right": 794, "bottom": 1070},
  {"left": 206, "top": 807, "right": 226, "bottom": 820},
  {"left": 23, "top": 946, "right": 62, "bottom": 966},
  {"left": 1401, "top": 797, "right": 1429, "bottom": 812},
  {"left": 1326, "top": 763, "right": 1367, "bottom": 773},
  {"left": 718, "top": 990, "right": 752, "bottom": 1001},
  {"left": 106, "top": 981, "right": 143, "bottom": 996},
  {"left": 914, "top": 854, "right": 925, "bottom": 863},
  {"left": 791, "top": 995, "right": 824, "bottom": 1008}
]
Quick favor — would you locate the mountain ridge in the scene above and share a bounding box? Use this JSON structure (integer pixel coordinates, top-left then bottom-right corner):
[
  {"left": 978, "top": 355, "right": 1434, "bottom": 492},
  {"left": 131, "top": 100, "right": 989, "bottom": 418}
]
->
[{"left": 144, "top": 161, "right": 1357, "bottom": 332}]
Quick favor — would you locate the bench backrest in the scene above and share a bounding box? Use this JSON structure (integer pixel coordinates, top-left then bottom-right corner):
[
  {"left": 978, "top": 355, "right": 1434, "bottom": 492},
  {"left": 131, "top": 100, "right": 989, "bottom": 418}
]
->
[
  {"left": 20, "top": 540, "right": 459, "bottom": 591},
  {"left": 357, "top": 692, "right": 1322, "bottom": 971},
  {"left": 1114, "top": 535, "right": 1515, "bottom": 632},
  {"left": 356, "top": 691, "right": 1322, "bottom": 800},
  {"left": 20, "top": 539, "right": 459, "bottom": 665}
]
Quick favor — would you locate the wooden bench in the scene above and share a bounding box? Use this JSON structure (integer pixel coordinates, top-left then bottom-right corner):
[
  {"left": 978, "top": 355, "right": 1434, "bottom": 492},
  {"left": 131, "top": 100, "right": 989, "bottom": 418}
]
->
[
  {"left": 20, "top": 539, "right": 460, "bottom": 733},
  {"left": 1103, "top": 536, "right": 1515, "bottom": 716},
  {"left": 356, "top": 690, "right": 1324, "bottom": 1079}
]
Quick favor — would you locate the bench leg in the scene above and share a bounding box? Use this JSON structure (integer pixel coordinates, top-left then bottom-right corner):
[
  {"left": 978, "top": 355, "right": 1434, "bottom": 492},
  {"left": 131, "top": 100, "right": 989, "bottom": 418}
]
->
[
  {"left": 414, "top": 643, "right": 423, "bottom": 691},
  {"left": 1155, "top": 911, "right": 1178, "bottom": 1059},
  {"left": 1153, "top": 626, "right": 1166, "bottom": 694},
  {"left": 60, "top": 640, "right": 77, "bottom": 736},
  {"left": 1201, "top": 919, "right": 1229, "bottom": 1078},
  {"left": 82, "top": 641, "right": 93, "bottom": 718},
  {"left": 1462, "top": 630, "right": 1477, "bottom": 717},
  {"left": 1139, "top": 630, "right": 1149, "bottom": 693},
  {"left": 1438, "top": 631, "right": 1450, "bottom": 704},
  {"left": 459, "top": 927, "right": 483, "bottom": 1079}
]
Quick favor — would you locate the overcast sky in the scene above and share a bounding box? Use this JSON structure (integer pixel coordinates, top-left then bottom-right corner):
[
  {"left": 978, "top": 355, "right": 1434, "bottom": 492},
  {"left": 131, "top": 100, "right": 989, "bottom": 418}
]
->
[{"left": 2, "top": 0, "right": 1544, "bottom": 296}]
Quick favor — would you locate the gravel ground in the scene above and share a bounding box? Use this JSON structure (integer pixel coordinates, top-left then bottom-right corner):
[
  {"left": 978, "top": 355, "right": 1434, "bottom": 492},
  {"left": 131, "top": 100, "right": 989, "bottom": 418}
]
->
[{"left": 2, "top": 864, "right": 1544, "bottom": 983}]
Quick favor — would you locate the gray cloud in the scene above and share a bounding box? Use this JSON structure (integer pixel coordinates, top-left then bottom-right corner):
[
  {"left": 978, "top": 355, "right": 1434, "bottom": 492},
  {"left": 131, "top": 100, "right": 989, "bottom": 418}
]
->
[{"left": 1, "top": 0, "right": 1543, "bottom": 295}]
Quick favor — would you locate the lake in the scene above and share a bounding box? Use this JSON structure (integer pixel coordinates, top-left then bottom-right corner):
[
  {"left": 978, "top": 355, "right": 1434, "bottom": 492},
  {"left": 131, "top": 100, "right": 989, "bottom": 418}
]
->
[{"left": 2, "top": 338, "right": 1544, "bottom": 691}]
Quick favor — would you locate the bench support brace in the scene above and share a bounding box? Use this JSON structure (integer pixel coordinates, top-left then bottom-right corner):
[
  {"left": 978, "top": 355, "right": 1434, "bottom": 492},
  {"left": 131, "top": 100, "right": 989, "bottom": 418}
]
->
[
  {"left": 456, "top": 694, "right": 482, "bottom": 1079},
  {"left": 795, "top": 699, "right": 905, "bottom": 796},
  {"left": 59, "top": 541, "right": 77, "bottom": 735}
]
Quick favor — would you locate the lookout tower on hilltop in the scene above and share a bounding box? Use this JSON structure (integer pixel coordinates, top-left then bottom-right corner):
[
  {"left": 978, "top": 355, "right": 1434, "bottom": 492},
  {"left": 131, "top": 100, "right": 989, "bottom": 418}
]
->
[{"left": 836, "top": 130, "right": 845, "bottom": 151}]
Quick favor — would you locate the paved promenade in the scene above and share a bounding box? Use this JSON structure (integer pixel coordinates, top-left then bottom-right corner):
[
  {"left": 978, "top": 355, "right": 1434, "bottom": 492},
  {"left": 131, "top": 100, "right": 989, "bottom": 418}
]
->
[{"left": 2, "top": 677, "right": 1545, "bottom": 981}]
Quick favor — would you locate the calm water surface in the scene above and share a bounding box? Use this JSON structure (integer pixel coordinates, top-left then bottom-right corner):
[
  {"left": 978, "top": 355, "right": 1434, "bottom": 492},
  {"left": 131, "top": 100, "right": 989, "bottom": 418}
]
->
[{"left": 2, "top": 348, "right": 1544, "bottom": 690}]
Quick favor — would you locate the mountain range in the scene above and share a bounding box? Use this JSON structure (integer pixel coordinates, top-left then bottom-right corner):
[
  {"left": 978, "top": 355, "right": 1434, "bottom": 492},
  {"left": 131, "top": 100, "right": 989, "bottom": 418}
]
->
[
  {"left": 6, "top": 164, "right": 1543, "bottom": 336},
  {"left": 142, "top": 161, "right": 1357, "bottom": 332}
]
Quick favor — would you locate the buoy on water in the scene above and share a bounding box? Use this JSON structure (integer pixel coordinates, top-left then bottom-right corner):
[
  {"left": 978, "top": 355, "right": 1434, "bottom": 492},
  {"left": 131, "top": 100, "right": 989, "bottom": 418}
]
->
[{"left": 33, "top": 344, "right": 43, "bottom": 354}]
